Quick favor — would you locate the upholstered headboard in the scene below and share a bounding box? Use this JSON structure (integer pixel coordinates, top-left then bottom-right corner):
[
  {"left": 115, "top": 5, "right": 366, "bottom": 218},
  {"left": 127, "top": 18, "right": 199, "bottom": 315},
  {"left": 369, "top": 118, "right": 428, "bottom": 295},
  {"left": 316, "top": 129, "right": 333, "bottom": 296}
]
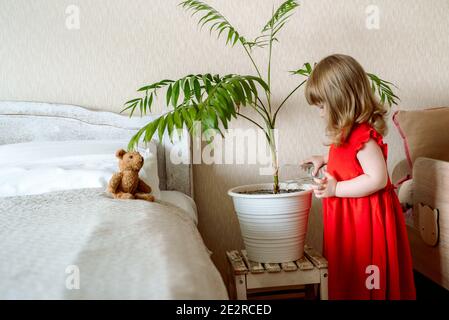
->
[{"left": 0, "top": 101, "right": 193, "bottom": 197}]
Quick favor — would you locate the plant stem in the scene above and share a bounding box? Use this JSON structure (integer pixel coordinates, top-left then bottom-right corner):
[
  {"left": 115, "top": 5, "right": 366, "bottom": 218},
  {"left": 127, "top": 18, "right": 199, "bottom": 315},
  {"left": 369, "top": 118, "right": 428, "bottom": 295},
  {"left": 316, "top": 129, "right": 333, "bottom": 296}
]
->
[
  {"left": 252, "top": 103, "right": 270, "bottom": 123},
  {"left": 242, "top": 44, "right": 263, "bottom": 80},
  {"left": 273, "top": 79, "right": 307, "bottom": 126},
  {"left": 252, "top": 96, "right": 269, "bottom": 119},
  {"left": 236, "top": 112, "right": 266, "bottom": 132},
  {"left": 273, "top": 168, "right": 280, "bottom": 194},
  {"left": 267, "top": 9, "right": 274, "bottom": 115},
  {"left": 256, "top": 97, "right": 268, "bottom": 114},
  {"left": 267, "top": 127, "right": 280, "bottom": 194},
  {"left": 241, "top": 42, "right": 272, "bottom": 118}
]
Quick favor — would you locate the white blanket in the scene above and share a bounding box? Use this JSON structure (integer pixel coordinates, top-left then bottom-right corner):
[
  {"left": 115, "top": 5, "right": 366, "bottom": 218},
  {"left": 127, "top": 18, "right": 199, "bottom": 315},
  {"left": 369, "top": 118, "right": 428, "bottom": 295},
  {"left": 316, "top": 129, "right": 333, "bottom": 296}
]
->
[{"left": 0, "top": 188, "right": 228, "bottom": 299}]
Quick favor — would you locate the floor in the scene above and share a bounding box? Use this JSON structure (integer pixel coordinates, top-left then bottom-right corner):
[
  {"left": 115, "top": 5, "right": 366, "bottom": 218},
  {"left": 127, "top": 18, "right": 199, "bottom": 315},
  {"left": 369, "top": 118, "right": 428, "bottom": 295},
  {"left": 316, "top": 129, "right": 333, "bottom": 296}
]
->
[
  {"left": 414, "top": 271, "right": 449, "bottom": 300},
  {"left": 245, "top": 271, "right": 449, "bottom": 300}
]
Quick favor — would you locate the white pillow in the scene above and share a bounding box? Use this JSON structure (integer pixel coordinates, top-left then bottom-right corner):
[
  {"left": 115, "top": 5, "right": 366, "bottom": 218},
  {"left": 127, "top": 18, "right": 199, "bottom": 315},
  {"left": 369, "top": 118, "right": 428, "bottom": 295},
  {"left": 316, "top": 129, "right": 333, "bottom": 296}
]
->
[{"left": 0, "top": 140, "right": 160, "bottom": 199}]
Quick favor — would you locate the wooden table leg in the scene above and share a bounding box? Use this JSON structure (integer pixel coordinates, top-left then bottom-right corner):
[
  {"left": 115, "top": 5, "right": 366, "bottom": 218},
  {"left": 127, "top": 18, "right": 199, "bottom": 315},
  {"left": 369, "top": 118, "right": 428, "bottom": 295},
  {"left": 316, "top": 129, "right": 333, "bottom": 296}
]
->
[
  {"left": 319, "top": 268, "right": 329, "bottom": 300},
  {"left": 235, "top": 274, "right": 247, "bottom": 300}
]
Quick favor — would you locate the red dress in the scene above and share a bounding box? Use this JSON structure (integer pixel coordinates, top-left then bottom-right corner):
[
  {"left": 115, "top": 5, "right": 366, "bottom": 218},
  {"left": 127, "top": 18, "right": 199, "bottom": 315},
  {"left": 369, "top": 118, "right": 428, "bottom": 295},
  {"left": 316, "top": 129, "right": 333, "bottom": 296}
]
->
[{"left": 323, "top": 122, "right": 416, "bottom": 300}]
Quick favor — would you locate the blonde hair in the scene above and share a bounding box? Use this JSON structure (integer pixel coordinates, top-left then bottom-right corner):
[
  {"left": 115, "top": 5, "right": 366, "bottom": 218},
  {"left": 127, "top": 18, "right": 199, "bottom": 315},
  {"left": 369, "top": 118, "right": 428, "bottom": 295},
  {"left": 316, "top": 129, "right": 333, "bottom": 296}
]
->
[{"left": 305, "top": 54, "right": 387, "bottom": 145}]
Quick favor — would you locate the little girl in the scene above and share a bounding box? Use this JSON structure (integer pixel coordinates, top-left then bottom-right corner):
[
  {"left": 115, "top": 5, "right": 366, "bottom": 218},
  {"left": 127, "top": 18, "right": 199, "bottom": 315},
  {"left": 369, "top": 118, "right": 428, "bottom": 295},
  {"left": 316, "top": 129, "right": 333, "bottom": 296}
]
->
[{"left": 302, "top": 54, "right": 416, "bottom": 300}]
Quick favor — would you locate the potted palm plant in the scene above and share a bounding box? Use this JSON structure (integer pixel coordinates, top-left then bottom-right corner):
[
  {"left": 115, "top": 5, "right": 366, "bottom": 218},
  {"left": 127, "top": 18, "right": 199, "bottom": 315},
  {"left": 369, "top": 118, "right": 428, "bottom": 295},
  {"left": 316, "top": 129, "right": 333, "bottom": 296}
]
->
[{"left": 123, "top": 0, "right": 398, "bottom": 263}]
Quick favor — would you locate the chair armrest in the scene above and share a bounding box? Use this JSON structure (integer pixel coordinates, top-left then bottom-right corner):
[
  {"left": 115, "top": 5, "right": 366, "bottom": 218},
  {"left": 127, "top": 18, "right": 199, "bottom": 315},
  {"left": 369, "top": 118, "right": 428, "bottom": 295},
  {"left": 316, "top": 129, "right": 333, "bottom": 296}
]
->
[
  {"left": 414, "top": 157, "right": 449, "bottom": 203},
  {"left": 413, "top": 157, "right": 449, "bottom": 229},
  {"left": 391, "top": 159, "right": 412, "bottom": 185},
  {"left": 392, "top": 159, "right": 413, "bottom": 207}
]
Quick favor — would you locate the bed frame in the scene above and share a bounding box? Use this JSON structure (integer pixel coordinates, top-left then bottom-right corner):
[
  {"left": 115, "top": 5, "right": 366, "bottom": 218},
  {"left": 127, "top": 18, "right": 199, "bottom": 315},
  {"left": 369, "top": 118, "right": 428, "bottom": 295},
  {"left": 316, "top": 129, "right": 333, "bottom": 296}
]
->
[{"left": 0, "top": 100, "right": 193, "bottom": 197}]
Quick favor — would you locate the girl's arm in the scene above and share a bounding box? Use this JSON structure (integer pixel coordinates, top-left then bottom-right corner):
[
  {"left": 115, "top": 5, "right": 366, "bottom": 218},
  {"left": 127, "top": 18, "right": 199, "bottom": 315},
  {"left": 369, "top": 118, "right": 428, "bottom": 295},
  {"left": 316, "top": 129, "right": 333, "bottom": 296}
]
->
[
  {"left": 312, "top": 139, "right": 388, "bottom": 198},
  {"left": 335, "top": 139, "right": 388, "bottom": 197}
]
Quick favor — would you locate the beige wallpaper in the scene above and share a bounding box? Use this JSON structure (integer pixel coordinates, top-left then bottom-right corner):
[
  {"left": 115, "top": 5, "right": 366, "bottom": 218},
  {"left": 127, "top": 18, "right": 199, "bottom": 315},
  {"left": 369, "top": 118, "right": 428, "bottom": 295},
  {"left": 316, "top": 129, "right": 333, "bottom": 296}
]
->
[{"left": 2, "top": 0, "right": 449, "bottom": 291}]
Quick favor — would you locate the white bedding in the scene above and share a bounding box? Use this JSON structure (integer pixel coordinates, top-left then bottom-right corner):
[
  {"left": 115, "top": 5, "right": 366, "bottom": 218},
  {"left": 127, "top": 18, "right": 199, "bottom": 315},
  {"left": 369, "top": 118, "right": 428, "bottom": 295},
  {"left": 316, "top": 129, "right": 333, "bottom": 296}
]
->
[
  {"left": 0, "top": 188, "right": 227, "bottom": 299},
  {"left": 0, "top": 140, "right": 161, "bottom": 199},
  {"left": 160, "top": 191, "right": 198, "bottom": 226},
  {"left": 0, "top": 139, "right": 221, "bottom": 299}
]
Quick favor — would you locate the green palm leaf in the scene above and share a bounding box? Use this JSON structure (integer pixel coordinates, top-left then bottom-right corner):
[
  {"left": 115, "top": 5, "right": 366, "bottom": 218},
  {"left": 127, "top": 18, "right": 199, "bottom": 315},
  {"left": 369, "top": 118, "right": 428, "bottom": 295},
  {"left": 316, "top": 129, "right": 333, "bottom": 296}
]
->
[
  {"left": 180, "top": 0, "right": 246, "bottom": 47},
  {"left": 290, "top": 62, "right": 313, "bottom": 77},
  {"left": 262, "top": 0, "right": 299, "bottom": 34},
  {"left": 367, "top": 73, "right": 400, "bottom": 106},
  {"left": 245, "top": 0, "right": 299, "bottom": 49},
  {"left": 125, "top": 73, "right": 269, "bottom": 150}
]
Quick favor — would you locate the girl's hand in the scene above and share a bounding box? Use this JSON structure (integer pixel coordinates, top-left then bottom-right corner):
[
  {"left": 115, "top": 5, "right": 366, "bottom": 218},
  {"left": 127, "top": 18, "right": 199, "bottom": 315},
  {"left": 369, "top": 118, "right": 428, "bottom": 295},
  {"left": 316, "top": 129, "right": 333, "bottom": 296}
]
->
[
  {"left": 311, "top": 172, "right": 338, "bottom": 198},
  {"left": 300, "top": 155, "right": 326, "bottom": 176}
]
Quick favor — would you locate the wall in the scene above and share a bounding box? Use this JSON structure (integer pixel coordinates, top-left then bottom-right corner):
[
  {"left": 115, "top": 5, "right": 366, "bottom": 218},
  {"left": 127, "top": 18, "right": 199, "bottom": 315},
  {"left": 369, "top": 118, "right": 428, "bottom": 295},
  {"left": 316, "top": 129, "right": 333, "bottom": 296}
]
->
[{"left": 2, "top": 0, "right": 449, "bottom": 291}]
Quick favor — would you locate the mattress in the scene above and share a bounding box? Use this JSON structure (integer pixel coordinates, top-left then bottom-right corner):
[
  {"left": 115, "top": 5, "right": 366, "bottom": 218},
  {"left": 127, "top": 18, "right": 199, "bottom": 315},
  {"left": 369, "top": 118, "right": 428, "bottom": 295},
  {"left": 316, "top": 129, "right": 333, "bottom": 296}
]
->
[
  {"left": 160, "top": 190, "right": 198, "bottom": 226},
  {"left": 0, "top": 188, "right": 227, "bottom": 299}
]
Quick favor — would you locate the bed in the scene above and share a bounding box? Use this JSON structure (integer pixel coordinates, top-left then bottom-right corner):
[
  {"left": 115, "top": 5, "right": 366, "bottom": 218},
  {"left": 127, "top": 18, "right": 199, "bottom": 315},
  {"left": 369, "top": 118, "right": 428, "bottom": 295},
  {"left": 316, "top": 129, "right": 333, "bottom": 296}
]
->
[{"left": 0, "top": 101, "right": 229, "bottom": 299}]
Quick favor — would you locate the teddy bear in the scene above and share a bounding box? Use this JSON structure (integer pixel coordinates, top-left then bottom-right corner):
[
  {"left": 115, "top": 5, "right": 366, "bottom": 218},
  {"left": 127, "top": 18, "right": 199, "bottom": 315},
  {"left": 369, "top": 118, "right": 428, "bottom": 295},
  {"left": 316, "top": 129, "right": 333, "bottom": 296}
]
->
[{"left": 107, "top": 149, "right": 155, "bottom": 202}]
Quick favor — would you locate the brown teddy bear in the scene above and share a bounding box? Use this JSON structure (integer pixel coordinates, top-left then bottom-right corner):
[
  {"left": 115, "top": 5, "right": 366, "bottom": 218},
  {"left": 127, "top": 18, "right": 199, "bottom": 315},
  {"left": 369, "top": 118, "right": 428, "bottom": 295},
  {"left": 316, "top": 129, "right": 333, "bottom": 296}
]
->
[{"left": 107, "top": 149, "right": 155, "bottom": 202}]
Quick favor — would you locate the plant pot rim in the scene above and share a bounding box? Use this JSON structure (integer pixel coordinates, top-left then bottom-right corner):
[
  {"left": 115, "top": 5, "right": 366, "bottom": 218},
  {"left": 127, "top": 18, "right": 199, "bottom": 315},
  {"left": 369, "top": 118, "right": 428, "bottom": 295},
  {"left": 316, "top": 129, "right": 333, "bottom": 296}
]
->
[{"left": 228, "top": 183, "right": 313, "bottom": 199}]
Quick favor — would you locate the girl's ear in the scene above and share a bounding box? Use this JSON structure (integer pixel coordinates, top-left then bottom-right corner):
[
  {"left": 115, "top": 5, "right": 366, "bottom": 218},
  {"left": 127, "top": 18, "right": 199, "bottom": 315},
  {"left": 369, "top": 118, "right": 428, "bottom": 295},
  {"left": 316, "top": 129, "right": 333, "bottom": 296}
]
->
[{"left": 115, "top": 149, "right": 126, "bottom": 159}]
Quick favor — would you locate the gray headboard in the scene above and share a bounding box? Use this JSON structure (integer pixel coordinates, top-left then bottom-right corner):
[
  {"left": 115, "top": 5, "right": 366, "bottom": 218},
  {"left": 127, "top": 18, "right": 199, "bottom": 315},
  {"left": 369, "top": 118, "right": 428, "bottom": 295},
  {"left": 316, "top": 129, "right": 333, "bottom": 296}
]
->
[{"left": 0, "top": 101, "right": 193, "bottom": 197}]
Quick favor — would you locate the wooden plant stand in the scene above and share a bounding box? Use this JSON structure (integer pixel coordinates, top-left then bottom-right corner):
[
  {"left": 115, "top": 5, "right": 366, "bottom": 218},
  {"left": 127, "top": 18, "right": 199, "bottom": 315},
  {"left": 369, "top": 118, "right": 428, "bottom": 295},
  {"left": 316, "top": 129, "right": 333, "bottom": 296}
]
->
[{"left": 226, "top": 245, "right": 328, "bottom": 300}]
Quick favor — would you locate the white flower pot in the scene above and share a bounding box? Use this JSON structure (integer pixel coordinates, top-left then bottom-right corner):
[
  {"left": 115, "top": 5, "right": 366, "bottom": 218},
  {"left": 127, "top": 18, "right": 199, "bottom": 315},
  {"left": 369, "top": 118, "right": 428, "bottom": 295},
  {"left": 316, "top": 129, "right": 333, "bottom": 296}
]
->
[{"left": 228, "top": 183, "right": 313, "bottom": 263}]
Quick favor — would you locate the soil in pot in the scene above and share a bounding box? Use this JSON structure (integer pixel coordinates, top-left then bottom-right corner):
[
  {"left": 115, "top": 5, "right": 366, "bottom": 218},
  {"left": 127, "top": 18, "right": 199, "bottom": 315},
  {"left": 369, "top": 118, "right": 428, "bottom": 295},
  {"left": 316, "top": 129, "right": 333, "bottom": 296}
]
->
[{"left": 238, "top": 189, "right": 304, "bottom": 195}]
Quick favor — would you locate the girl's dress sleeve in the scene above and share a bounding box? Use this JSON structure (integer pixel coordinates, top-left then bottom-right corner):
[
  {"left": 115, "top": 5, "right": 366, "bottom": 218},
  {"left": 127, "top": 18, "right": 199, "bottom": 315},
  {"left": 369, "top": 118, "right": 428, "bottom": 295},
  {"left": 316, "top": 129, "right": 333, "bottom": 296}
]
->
[{"left": 351, "top": 123, "right": 388, "bottom": 159}]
